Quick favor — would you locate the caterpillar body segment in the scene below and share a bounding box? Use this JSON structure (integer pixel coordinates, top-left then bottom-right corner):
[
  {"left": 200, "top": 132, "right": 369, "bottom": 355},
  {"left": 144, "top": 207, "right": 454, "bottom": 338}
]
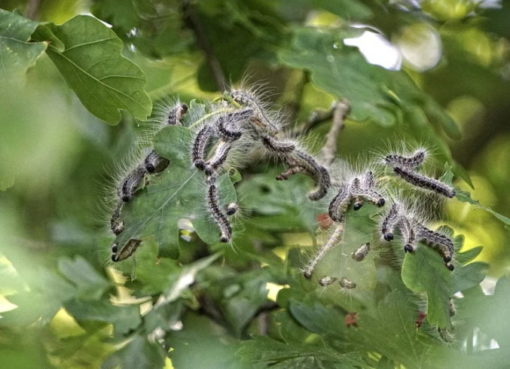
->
[
  {"left": 207, "top": 183, "right": 232, "bottom": 243},
  {"left": 111, "top": 239, "right": 142, "bottom": 262},
  {"left": 275, "top": 166, "right": 306, "bottom": 181},
  {"left": 228, "top": 89, "right": 279, "bottom": 135},
  {"left": 350, "top": 172, "right": 385, "bottom": 209},
  {"left": 385, "top": 149, "right": 426, "bottom": 169},
  {"left": 166, "top": 103, "right": 188, "bottom": 126},
  {"left": 398, "top": 217, "right": 417, "bottom": 253},
  {"left": 381, "top": 203, "right": 400, "bottom": 241},
  {"left": 393, "top": 166, "right": 455, "bottom": 198},
  {"left": 225, "top": 202, "right": 239, "bottom": 216},
  {"left": 292, "top": 150, "right": 331, "bottom": 201},
  {"left": 119, "top": 165, "right": 147, "bottom": 202},
  {"left": 416, "top": 224, "right": 455, "bottom": 263},
  {"left": 261, "top": 135, "right": 296, "bottom": 154},
  {"left": 144, "top": 150, "right": 170, "bottom": 173},
  {"left": 204, "top": 141, "right": 232, "bottom": 175},
  {"left": 217, "top": 110, "right": 250, "bottom": 142},
  {"left": 192, "top": 125, "right": 214, "bottom": 170},
  {"left": 328, "top": 183, "right": 351, "bottom": 222},
  {"left": 110, "top": 201, "right": 124, "bottom": 235},
  {"left": 352, "top": 243, "right": 370, "bottom": 261}
]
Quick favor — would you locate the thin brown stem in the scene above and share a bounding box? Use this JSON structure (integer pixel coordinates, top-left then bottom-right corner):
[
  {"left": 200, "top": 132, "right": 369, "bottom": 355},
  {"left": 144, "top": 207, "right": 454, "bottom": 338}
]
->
[{"left": 320, "top": 100, "right": 350, "bottom": 166}]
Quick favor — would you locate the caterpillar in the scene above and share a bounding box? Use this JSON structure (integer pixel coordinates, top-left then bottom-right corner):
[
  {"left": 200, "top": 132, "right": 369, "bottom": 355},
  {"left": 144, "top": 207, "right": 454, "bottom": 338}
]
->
[
  {"left": 380, "top": 203, "right": 400, "bottom": 241},
  {"left": 398, "top": 216, "right": 417, "bottom": 253},
  {"left": 292, "top": 150, "right": 331, "bottom": 201},
  {"left": 110, "top": 201, "right": 124, "bottom": 235},
  {"left": 119, "top": 165, "right": 147, "bottom": 202},
  {"left": 328, "top": 183, "right": 351, "bottom": 222},
  {"left": 204, "top": 141, "right": 232, "bottom": 176},
  {"left": 225, "top": 202, "right": 239, "bottom": 216},
  {"left": 144, "top": 150, "right": 170, "bottom": 174},
  {"left": 275, "top": 166, "right": 306, "bottom": 181},
  {"left": 303, "top": 223, "right": 343, "bottom": 279},
  {"left": 352, "top": 242, "right": 370, "bottom": 261},
  {"left": 111, "top": 239, "right": 142, "bottom": 262},
  {"left": 228, "top": 89, "right": 279, "bottom": 135},
  {"left": 192, "top": 125, "right": 214, "bottom": 170},
  {"left": 166, "top": 103, "right": 188, "bottom": 126},
  {"left": 261, "top": 135, "right": 296, "bottom": 154},
  {"left": 217, "top": 109, "right": 250, "bottom": 142},
  {"left": 385, "top": 149, "right": 426, "bottom": 169},
  {"left": 392, "top": 166, "right": 455, "bottom": 198},
  {"left": 350, "top": 172, "right": 385, "bottom": 209},
  {"left": 416, "top": 224, "right": 455, "bottom": 263},
  {"left": 207, "top": 183, "right": 232, "bottom": 243}
]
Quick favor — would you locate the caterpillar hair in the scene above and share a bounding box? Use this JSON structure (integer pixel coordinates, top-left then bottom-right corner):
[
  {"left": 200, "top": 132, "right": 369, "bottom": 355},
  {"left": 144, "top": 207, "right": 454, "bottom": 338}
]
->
[
  {"left": 385, "top": 149, "right": 427, "bottom": 169},
  {"left": 292, "top": 150, "right": 331, "bottom": 200},
  {"left": 217, "top": 110, "right": 250, "bottom": 142},
  {"left": 398, "top": 216, "right": 417, "bottom": 253},
  {"left": 207, "top": 183, "right": 232, "bottom": 243},
  {"left": 119, "top": 165, "right": 147, "bottom": 202},
  {"left": 261, "top": 135, "right": 296, "bottom": 154},
  {"left": 110, "top": 201, "right": 124, "bottom": 235},
  {"left": 228, "top": 89, "right": 279, "bottom": 135},
  {"left": 352, "top": 242, "right": 370, "bottom": 261},
  {"left": 328, "top": 183, "right": 352, "bottom": 222},
  {"left": 275, "top": 166, "right": 306, "bottom": 181},
  {"left": 111, "top": 238, "right": 142, "bottom": 262},
  {"left": 204, "top": 141, "right": 232, "bottom": 176},
  {"left": 381, "top": 203, "right": 400, "bottom": 241},
  {"left": 167, "top": 103, "right": 188, "bottom": 126},
  {"left": 303, "top": 223, "right": 343, "bottom": 279},
  {"left": 339, "top": 277, "right": 357, "bottom": 289},
  {"left": 225, "top": 202, "right": 239, "bottom": 216},
  {"left": 393, "top": 166, "right": 455, "bottom": 198},
  {"left": 144, "top": 150, "right": 170, "bottom": 173},
  {"left": 192, "top": 125, "right": 214, "bottom": 170},
  {"left": 319, "top": 276, "right": 337, "bottom": 286},
  {"left": 416, "top": 224, "right": 455, "bottom": 264}
]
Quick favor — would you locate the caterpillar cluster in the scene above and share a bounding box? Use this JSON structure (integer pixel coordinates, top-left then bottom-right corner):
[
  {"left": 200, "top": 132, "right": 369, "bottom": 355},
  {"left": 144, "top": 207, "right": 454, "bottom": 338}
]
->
[
  {"left": 308, "top": 149, "right": 457, "bottom": 287},
  {"left": 190, "top": 88, "right": 330, "bottom": 243},
  {"left": 108, "top": 103, "right": 188, "bottom": 262}
]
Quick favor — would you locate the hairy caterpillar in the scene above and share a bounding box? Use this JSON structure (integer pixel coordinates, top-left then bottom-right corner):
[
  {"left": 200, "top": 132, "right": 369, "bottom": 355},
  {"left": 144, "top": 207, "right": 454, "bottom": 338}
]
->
[
  {"left": 393, "top": 166, "right": 455, "bottom": 198},
  {"left": 225, "top": 202, "right": 239, "bottom": 216},
  {"left": 111, "top": 239, "right": 142, "bottom": 262},
  {"left": 303, "top": 223, "right": 343, "bottom": 279},
  {"left": 292, "top": 150, "right": 331, "bottom": 201},
  {"left": 217, "top": 109, "right": 251, "bottom": 142},
  {"left": 166, "top": 103, "right": 188, "bottom": 126},
  {"left": 119, "top": 165, "right": 147, "bottom": 202},
  {"left": 350, "top": 175, "right": 385, "bottom": 208},
  {"left": 228, "top": 89, "right": 279, "bottom": 135},
  {"left": 261, "top": 135, "right": 296, "bottom": 154},
  {"left": 352, "top": 242, "right": 370, "bottom": 261},
  {"left": 192, "top": 125, "right": 214, "bottom": 170},
  {"left": 275, "top": 166, "right": 306, "bottom": 181},
  {"left": 207, "top": 183, "right": 232, "bottom": 243},
  {"left": 385, "top": 149, "right": 426, "bottom": 169},
  {"left": 398, "top": 216, "right": 417, "bottom": 253},
  {"left": 415, "top": 224, "right": 455, "bottom": 264},
  {"left": 144, "top": 150, "right": 170, "bottom": 173},
  {"left": 110, "top": 201, "right": 124, "bottom": 235},
  {"left": 204, "top": 141, "right": 233, "bottom": 176},
  {"left": 328, "top": 183, "right": 351, "bottom": 222},
  {"left": 380, "top": 203, "right": 400, "bottom": 241}
]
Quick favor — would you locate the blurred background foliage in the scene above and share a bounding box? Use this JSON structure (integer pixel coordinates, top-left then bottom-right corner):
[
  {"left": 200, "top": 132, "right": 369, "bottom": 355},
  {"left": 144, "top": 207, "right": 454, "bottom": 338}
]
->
[{"left": 1, "top": 0, "right": 510, "bottom": 368}]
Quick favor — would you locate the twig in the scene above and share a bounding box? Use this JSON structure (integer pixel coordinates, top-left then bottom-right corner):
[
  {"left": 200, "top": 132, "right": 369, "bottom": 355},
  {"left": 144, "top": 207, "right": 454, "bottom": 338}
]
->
[
  {"left": 25, "top": 0, "right": 40, "bottom": 20},
  {"left": 320, "top": 100, "right": 350, "bottom": 166},
  {"left": 180, "top": 0, "right": 227, "bottom": 91}
]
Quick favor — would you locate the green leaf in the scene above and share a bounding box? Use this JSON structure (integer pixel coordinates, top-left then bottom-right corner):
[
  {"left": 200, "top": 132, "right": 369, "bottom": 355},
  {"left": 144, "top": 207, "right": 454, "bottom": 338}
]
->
[
  {"left": 102, "top": 334, "right": 165, "bottom": 369},
  {"left": 65, "top": 300, "right": 141, "bottom": 336},
  {"left": 58, "top": 256, "right": 110, "bottom": 300},
  {"left": 236, "top": 336, "right": 364, "bottom": 369},
  {"left": 279, "top": 27, "right": 459, "bottom": 139},
  {"left": 455, "top": 188, "right": 510, "bottom": 226},
  {"left": 288, "top": 298, "right": 345, "bottom": 337},
  {"left": 113, "top": 120, "right": 237, "bottom": 258},
  {"left": 0, "top": 9, "right": 46, "bottom": 77},
  {"left": 32, "top": 15, "right": 151, "bottom": 124},
  {"left": 401, "top": 232, "right": 486, "bottom": 327}
]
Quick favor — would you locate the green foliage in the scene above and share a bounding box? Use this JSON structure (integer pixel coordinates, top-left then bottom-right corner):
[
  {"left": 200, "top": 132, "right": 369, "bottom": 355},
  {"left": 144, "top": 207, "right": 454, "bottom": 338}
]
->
[{"left": 1, "top": 1, "right": 510, "bottom": 369}]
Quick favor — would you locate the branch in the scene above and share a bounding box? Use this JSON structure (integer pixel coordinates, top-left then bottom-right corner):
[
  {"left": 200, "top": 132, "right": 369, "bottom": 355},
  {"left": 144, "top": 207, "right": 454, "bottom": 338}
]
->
[
  {"left": 180, "top": 0, "right": 227, "bottom": 91},
  {"left": 320, "top": 99, "right": 350, "bottom": 166}
]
